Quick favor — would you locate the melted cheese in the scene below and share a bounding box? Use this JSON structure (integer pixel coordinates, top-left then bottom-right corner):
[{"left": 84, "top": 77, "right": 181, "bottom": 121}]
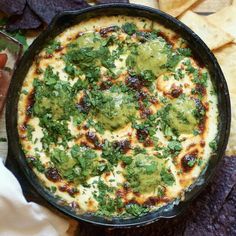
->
[{"left": 17, "top": 16, "right": 219, "bottom": 218}]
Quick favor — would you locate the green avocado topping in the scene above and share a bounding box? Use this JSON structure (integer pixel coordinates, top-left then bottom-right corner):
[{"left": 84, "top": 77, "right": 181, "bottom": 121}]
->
[
  {"left": 75, "top": 32, "right": 103, "bottom": 49},
  {"left": 50, "top": 145, "right": 108, "bottom": 184},
  {"left": 132, "top": 39, "right": 169, "bottom": 77},
  {"left": 168, "top": 98, "right": 198, "bottom": 134},
  {"left": 95, "top": 90, "right": 136, "bottom": 130},
  {"left": 125, "top": 154, "right": 175, "bottom": 194}
]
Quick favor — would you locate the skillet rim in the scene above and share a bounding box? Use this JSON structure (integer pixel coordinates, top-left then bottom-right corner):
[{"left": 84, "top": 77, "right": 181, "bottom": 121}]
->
[{"left": 5, "top": 3, "right": 231, "bottom": 228}]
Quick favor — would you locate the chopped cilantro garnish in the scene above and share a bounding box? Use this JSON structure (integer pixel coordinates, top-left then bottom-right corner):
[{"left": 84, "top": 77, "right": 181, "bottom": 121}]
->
[
  {"left": 187, "top": 159, "right": 196, "bottom": 167},
  {"left": 160, "top": 168, "right": 175, "bottom": 186},
  {"left": 167, "top": 140, "right": 182, "bottom": 152},
  {"left": 193, "top": 129, "right": 201, "bottom": 136},
  {"left": 125, "top": 203, "right": 148, "bottom": 217},
  {"left": 50, "top": 186, "right": 57, "bottom": 193},
  {"left": 27, "top": 157, "right": 45, "bottom": 173},
  {"left": 22, "top": 89, "right": 28, "bottom": 95},
  {"left": 45, "top": 40, "right": 61, "bottom": 55},
  {"left": 26, "top": 124, "right": 35, "bottom": 141},
  {"left": 0, "top": 137, "right": 7, "bottom": 142},
  {"left": 140, "top": 70, "right": 156, "bottom": 84},
  {"left": 177, "top": 48, "right": 192, "bottom": 57},
  {"left": 122, "top": 22, "right": 138, "bottom": 35},
  {"left": 93, "top": 180, "right": 122, "bottom": 217},
  {"left": 101, "top": 140, "right": 123, "bottom": 166},
  {"left": 209, "top": 140, "right": 217, "bottom": 151}
]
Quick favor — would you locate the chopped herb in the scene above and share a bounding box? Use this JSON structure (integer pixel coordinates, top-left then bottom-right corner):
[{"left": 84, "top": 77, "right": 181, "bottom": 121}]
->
[
  {"left": 0, "top": 137, "right": 7, "bottom": 142},
  {"left": 26, "top": 124, "right": 35, "bottom": 141},
  {"left": 177, "top": 48, "right": 192, "bottom": 57},
  {"left": 193, "top": 129, "right": 201, "bottom": 136},
  {"left": 86, "top": 118, "right": 105, "bottom": 135},
  {"left": 45, "top": 40, "right": 61, "bottom": 55},
  {"left": 94, "top": 180, "right": 122, "bottom": 217},
  {"left": 125, "top": 203, "right": 149, "bottom": 217},
  {"left": 50, "top": 186, "right": 57, "bottom": 193},
  {"left": 168, "top": 140, "right": 182, "bottom": 152},
  {"left": 27, "top": 157, "right": 45, "bottom": 173},
  {"left": 187, "top": 159, "right": 196, "bottom": 167},
  {"left": 122, "top": 22, "right": 138, "bottom": 35},
  {"left": 160, "top": 168, "right": 175, "bottom": 186},
  {"left": 121, "top": 156, "right": 133, "bottom": 165},
  {"left": 22, "top": 89, "right": 28, "bottom": 95},
  {"left": 102, "top": 140, "right": 123, "bottom": 166},
  {"left": 209, "top": 140, "right": 217, "bottom": 151},
  {"left": 140, "top": 70, "right": 156, "bottom": 84}
]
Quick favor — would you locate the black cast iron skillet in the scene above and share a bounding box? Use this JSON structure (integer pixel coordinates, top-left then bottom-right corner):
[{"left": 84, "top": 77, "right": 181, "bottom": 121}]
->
[{"left": 6, "top": 3, "right": 231, "bottom": 228}]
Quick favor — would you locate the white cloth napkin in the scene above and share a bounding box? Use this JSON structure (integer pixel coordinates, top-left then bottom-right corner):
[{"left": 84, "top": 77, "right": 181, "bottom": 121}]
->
[{"left": 0, "top": 156, "right": 69, "bottom": 236}]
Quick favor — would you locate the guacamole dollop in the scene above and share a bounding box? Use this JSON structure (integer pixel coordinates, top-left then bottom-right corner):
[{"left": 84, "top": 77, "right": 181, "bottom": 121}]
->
[
  {"left": 168, "top": 98, "right": 198, "bottom": 134},
  {"left": 96, "top": 91, "right": 136, "bottom": 131},
  {"left": 134, "top": 39, "right": 168, "bottom": 76}
]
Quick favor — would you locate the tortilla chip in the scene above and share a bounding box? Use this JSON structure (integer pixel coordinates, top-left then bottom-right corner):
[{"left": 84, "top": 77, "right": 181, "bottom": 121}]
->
[
  {"left": 130, "top": 0, "right": 158, "bottom": 8},
  {"left": 214, "top": 44, "right": 236, "bottom": 94},
  {"left": 233, "top": 0, "right": 236, "bottom": 6},
  {"left": 0, "top": 0, "right": 26, "bottom": 16},
  {"left": 179, "top": 11, "right": 233, "bottom": 50},
  {"left": 159, "top": 0, "right": 200, "bottom": 17},
  {"left": 27, "top": 0, "right": 89, "bottom": 24},
  {"left": 207, "top": 6, "right": 236, "bottom": 43},
  {"left": 226, "top": 93, "right": 236, "bottom": 156},
  {"left": 214, "top": 43, "right": 236, "bottom": 155},
  {"left": 6, "top": 6, "right": 42, "bottom": 32}
]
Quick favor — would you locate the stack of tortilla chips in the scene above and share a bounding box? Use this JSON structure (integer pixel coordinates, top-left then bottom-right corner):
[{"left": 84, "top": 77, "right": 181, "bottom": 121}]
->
[
  {"left": 156, "top": 0, "right": 236, "bottom": 156},
  {"left": 108, "top": 0, "right": 236, "bottom": 156},
  {"left": 127, "top": 0, "right": 236, "bottom": 156}
]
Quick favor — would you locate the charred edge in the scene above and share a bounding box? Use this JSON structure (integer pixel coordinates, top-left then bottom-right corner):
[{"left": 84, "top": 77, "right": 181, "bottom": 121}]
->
[
  {"left": 99, "top": 26, "right": 119, "bottom": 37},
  {"left": 139, "top": 103, "right": 152, "bottom": 119},
  {"left": 126, "top": 76, "right": 145, "bottom": 91},
  {"left": 86, "top": 131, "right": 102, "bottom": 150},
  {"left": 195, "top": 83, "right": 206, "bottom": 96},
  {"left": 77, "top": 96, "right": 90, "bottom": 114},
  {"left": 113, "top": 139, "right": 131, "bottom": 154},
  {"left": 100, "top": 80, "right": 113, "bottom": 90},
  {"left": 74, "top": 32, "right": 84, "bottom": 39},
  {"left": 170, "top": 85, "right": 183, "bottom": 98},
  {"left": 143, "top": 138, "right": 154, "bottom": 147},
  {"left": 181, "top": 151, "right": 198, "bottom": 172},
  {"left": 158, "top": 31, "right": 174, "bottom": 46},
  {"left": 200, "top": 140, "right": 205, "bottom": 147},
  {"left": 24, "top": 90, "right": 35, "bottom": 125},
  {"left": 45, "top": 167, "right": 62, "bottom": 182},
  {"left": 44, "top": 54, "right": 53, "bottom": 59},
  {"left": 136, "top": 128, "right": 149, "bottom": 142},
  {"left": 59, "top": 184, "right": 78, "bottom": 197}
]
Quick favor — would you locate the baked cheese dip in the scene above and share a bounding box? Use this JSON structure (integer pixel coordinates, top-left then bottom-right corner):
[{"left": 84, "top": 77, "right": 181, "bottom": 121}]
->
[{"left": 18, "top": 16, "right": 219, "bottom": 218}]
